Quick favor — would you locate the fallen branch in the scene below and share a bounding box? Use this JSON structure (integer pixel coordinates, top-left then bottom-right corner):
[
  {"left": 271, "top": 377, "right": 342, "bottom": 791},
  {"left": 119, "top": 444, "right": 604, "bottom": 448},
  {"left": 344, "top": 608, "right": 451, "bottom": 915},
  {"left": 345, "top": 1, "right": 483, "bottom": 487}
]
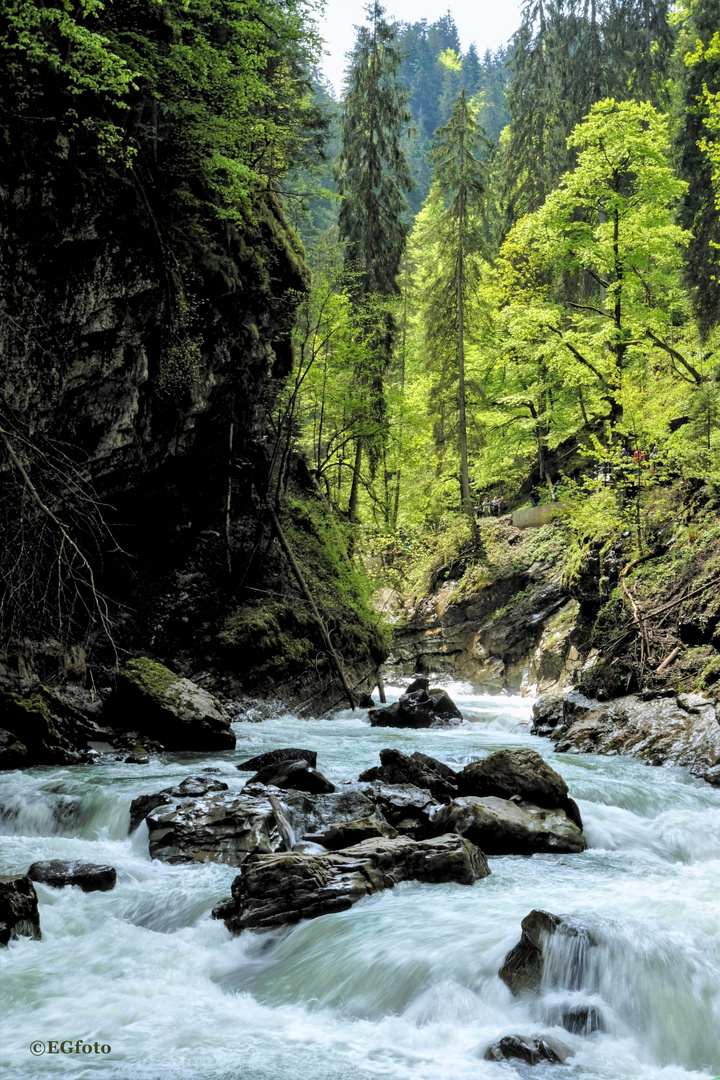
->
[
  {"left": 268, "top": 793, "right": 296, "bottom": 852},
  {"left": 654, "top": 645, "right": 681, "bottom": 674}
]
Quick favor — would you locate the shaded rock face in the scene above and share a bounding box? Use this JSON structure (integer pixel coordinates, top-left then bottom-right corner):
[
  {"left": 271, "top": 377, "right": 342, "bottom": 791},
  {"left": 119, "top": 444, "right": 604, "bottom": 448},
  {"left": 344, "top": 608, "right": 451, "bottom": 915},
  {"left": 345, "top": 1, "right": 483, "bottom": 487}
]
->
[
  {"left": 432, "top": 797, "right": 585, "bottom": 856},
  {"left": 499, "top": 909, "right": 596, "bottom": 995},
  {"left": 359, "top": 782, "right": 438, "bottom": 837},
  {"left": 0, "top": 685, "right": 95, "bottom": 768},
  {"left": 237, "top": 748, "right": 317, "bottom": 772},
  {"left": 369, "top": 688, "right": 463, "bottom": 729},
  {"left": 484, "top": 1035, "right": 563, "bottom": 1065},
  {"left": 457, "top": 748, "right": 583, "bottom": 829},
  {"left": 0, "top": 875, "right": 41, "bottom": 945},
  {"left": 246, "top": 758, "right": 335, "bottom": 794},
  {"left": 533, "top": 688, "right": 720, "bottom": 779},
  {"left": 213, "top": 833, "right": 490, "bottom": 933},
  {"left": 108, "top": 659, "right": 235, "bottom": 752},
  {"left": 146, "top": 791, "right": 286, "bottom": 865},
  {"left": 358, "top": 749, "right": 458, "bottom": 800},
  {"left": 27, "top": 860, "right": 116, "bottom": 892},
  {"left": 303, "top": 817, "right": 398, "bottom": 850}
]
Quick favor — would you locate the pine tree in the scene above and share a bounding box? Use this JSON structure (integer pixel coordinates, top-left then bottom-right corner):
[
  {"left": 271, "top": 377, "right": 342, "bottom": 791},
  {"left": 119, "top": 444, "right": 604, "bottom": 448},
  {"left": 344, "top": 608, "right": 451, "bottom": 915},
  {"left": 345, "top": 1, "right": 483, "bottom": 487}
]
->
[
  {"left": 336, "top": 0, "right": 413, "bottom": 520},
  {"left": 423, "top": 89, "right": 490, "bottom": 516}
]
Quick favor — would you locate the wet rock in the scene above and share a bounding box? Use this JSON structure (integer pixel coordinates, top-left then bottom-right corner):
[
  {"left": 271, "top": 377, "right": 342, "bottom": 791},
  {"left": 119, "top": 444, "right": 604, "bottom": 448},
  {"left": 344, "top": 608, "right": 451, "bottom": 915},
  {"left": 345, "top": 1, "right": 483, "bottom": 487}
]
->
[
  {"left": 457, "top": 748, "right": 582, "bottom": 829},
  {"left": 246, "top": 758, "right": 335, "bottom": 795},
  {"left": 280, "top": 789, "right": 376, "bottom": 836},
  {"left": 27, "top": 860, "right": 116, "bottom": 892},
  {"left": 484, "top": 1035, "right": 563, "bottom": 1065},
  {"left": 146, "top": 791, "right": 286, "bottom": 865},
  {"left": 499, "top": 910, "right": 596, "bottom": 995},
  {"left": 237, "top": 748, "right": 317, "bottom": 772},
  {"left": 358, "top": 749, "right": 458, "bottom": 800},
  {"left": 213, "top": 833, "right": 491, "bottom": 933},
  {"left": 360, "top": 781, "right": 438, "bottom": 836},
  {"left": 107, "top": 658, "right": 236, "bottom": 752},
  {"left": 128, "top": 775, "right": 229, "bottom": 833},
  {"left": 406, "top": 676, "right": 430, "bottom": 693},
  {"left": 433, "top": 797, "right": 585, "bottom": 856},
  {"left": 0, "top": 875, "right": 41, "bottom": 945},
  {"left": 543, "top": 690, "right": 720, "bottom": 776},
  {"left": 531, "top": 692, "right": 566, "bottom": 737},
  {"left": 304, "top": 817, "right": 398, "bottom": 849},
  {"left": 553, "top": 1003, "right": 606, "bottom": 1035},
  {"left": 124, "top": 753, "right": 150, "bottom": 764},
  {"left": 369, "top": 687, "right": 463, "bottom": 728}
]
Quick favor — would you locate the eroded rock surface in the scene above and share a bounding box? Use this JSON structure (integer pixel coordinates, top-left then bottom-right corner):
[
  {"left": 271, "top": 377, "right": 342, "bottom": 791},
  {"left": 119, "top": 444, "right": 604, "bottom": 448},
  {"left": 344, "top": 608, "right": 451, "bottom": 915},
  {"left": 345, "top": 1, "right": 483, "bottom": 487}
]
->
[
  {"left": 237, "top": 748, "right": 317, "bottom": 771},
  {"left": 369, "top": 688, "right": 463, "bottom": 728},
  {"left": 499, "top": 909, "right": 596, "bottom": 995},
  {"left": 146, "top": 791, "right": 285, "bottom": 865},
  {"left": 359, "top": 749, "right": 458, "bottom": 800},
  {"left": 484, "top": 1035, "right": 563, "bottom": 1065},
  {"left": 246, "top": 758, "right": 335, "bottom": 794},
  {"left": 129, "top": 775, "right": 229, "bottom": 833},
  {"left": 213, "top": 833, "right": 490, "bottom": 933},
  {"left": 304, "top": 817, "right": 398, "bottom": 849},
  {"left": 457, "top": 748, "right": 582, "bottom": 828},
  {"left": 0, "top": 875, "right": 41, "bottom": 945},
  {"left": 432, "top": 796, "right": 585, "bottom": 855}
]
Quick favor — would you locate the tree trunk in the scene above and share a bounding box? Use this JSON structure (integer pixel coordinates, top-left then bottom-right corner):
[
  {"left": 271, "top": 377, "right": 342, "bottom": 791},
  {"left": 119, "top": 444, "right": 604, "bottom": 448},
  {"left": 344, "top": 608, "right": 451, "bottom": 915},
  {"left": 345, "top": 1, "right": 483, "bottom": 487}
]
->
[
  {"left": 348, "top": 439, "right": 362, "bottom": 523},
  {"left": 457, "top": 247, "right": 472, "bottom": 515}
]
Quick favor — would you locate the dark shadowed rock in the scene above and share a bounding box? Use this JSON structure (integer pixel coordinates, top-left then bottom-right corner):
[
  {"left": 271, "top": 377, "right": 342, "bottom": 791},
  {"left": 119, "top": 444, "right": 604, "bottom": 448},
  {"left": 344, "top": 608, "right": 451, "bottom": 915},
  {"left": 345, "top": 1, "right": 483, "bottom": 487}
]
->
[
  {"left": 484, "top": 1035, "right": 563, "bottom": 1065},
  {"left": 457, "top": 748, "right": 582, "bottom": 828},
  {"left": 107, "top": 658, "right": 236, "bottom": 752},
  {"left": 0, "top": 728, "right": 28, "bottom": 770},
  {"left": 146, "top": 790, "right": 286, "bottom": 865},
  {"left": 27, "top": 860, "right": 116, "bottom": 892},
  {"left": 550, "top": 1003, "right": 606, "bottom": 1035},
  {"left": 213, "top": 833, "right": 490, "bottom": 933},
  {"left": 0, "top": 686, "right": 95, "bottom": 768},
  {"left": 277, "top": 789, "right": 377, "bottom": 836},
  {"left": 237, "top": 748, "right": 317, "bottom": 772},
  {"left": 369, "top": 688, "right": 463, "bottom": 729},
  {"left": 128, "top": 775, "right": 229, "bottom": 833},
  {"left": 304, "top": 817, "right": 398, "bottom": 849},
  {"left": 125, "top": 753, "right": 150, "bottom": 764},
  {"left": 0, "top": 875, "right": 41, "bottom": 945},
  {"left": 247, "top": 758, "right": 335, "bottom": 794},
  {"left": 433, "top": 796, "right": 585, "bottom": 855},
  {"left": 358, "top": 749, "right": 457, "bottom": 800},
  {"left": 499, "top": 909, "right": 597, "bottom": 995},
  {"left": 406, "top": 676, "right": 430, "bottom": 693},
  {"left": 360, "top": 781, "right": 438, "bottom": 836}
]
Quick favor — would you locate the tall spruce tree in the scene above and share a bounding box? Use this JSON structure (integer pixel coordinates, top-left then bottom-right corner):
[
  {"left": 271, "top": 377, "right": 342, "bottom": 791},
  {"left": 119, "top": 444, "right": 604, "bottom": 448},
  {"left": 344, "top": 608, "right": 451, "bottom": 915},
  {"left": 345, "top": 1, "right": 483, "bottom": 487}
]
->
[
  {"left": 337, "top": 0, "right": 413, "bottom": 520},
  {"left": 423, "top": 89, "right": 490, "bottom": 516}
]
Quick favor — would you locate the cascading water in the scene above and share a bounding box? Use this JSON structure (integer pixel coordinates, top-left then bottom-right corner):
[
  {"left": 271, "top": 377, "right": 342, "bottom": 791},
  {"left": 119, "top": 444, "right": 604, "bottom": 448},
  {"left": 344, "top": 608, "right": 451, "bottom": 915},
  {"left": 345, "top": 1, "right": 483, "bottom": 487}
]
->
[{"left": 1, "top": 680, "right": 719, "bottom": 1080}]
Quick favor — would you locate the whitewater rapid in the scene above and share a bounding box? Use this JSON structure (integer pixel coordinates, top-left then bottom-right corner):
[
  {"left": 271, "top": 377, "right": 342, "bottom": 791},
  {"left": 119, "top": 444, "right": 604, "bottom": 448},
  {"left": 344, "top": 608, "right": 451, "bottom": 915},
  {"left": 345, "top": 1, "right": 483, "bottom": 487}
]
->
[{"left": 1, "top": 680, "right": 719, "bottom": 1080}]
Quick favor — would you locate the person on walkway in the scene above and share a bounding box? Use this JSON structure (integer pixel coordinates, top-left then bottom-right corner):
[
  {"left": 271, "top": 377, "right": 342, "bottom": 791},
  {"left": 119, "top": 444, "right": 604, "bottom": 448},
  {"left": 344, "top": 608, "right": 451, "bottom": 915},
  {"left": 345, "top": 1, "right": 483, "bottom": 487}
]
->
[{"left": 530, "top": 486, "right": 540, "bottom": 506}]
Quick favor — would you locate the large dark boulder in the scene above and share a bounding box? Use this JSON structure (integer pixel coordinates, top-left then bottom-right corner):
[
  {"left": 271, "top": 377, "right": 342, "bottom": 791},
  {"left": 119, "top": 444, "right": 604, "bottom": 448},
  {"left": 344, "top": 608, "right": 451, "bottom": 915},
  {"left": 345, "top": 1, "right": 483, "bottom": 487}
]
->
[
  {"left": 359, "top": 781, "right": 438, "bottom": 837},
  {"left": 128, "top": 775, "right": 229, "bottom": 832},
  {"left": 213, "top": 833, "right": 490, "bottom": 933},
  {"left": 27, "top": 860, "right": 116, "bottom": 892},
  {"left": 369, "top": 688, "right": 463, "bottom": 728},
  {"left": 0, "top": 686, "right": 95, "bottom": 767},
  {"left": 358, "top": 749, "right": 458, "bottom": 800},
  {"left": 499, "top": 909, "right": 596, "bottom": 995},
  {"left": 145, "top": 790, "right": 286, "bottom": 865},
  {"left": 432, "top": 796, "right": 586, "bottom": 855},
  {"left": 107, "top": 658, "right": 236, "bottom": 752},
  {"left": 0, "top": 728, "right": 29, "bottom": 769},
  {"left": 457, "top": 748, "right": 582, "bottom": 829},
  {"left": 237, "top": 748, "right": 317, "bottom": 771},
  {"left": 246, "top": 758, "right": 335, "bottom": 794},
  {"left": 484, "top": 1035, "right": 563, "bottom": 1065},
  {"left": 0, "top": 875, "right": 41, "bottom": 945}
]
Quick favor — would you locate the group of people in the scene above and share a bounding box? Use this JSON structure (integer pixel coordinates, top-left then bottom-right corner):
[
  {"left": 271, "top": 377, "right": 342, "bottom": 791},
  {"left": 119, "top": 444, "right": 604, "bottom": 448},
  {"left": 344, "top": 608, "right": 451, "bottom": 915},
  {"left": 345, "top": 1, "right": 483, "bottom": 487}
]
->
[{"left": 475, "top": 495, "right": 507, "bottom": 517}]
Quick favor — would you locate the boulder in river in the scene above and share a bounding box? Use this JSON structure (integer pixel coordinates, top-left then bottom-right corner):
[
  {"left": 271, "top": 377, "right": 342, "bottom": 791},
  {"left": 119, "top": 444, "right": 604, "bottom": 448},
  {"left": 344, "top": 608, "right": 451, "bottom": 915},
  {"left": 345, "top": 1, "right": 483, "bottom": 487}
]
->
[
  {"left": 237, "top": 748, "right": 317, "bottom": 771},
  {"left": 484, "top": 1035, "right": 564, "bottom": 1065},
  {"left": 213, "top": 833, "right": 490, "bottom": 933},
  {"left": 359, "top": 781, "right": 438, "bottom": 836},
  {"left": 432, "top": 796, "right": 586, "bottom": 855},
  {"left": 499, "top": 909, "right": 596, "bottom": 995},
  {"left": 303, "top": 816, "right": 398, "bottom": 849},
  {"left": 27, "top": 860, "right": 116, "bottom": 892},
  {"left": 246, "top": 758, "right": 335, "bottom": 794},
  {"left": 0, "top": 874, "right": 41, "bottom": 945},
  {"left": 107, "top": 658, "right": 236, "bottom": 752},
  {"left": 0, "top": 685, "right": 95, "bottom": 768},
  {"left": 368, "top": 687, "right": 463, "bottom": 728},
  {"left": 128, "top": 775, "right": 229, "bottom": 833},
  {"left": 146, "top": 790, "right": 285, "bottom": 865},
  {"left": 358, "top": 749, "right": 458, "bottom": 800},
  {"left": 457, "top": 748, "right": 583, "bottom": 829}
]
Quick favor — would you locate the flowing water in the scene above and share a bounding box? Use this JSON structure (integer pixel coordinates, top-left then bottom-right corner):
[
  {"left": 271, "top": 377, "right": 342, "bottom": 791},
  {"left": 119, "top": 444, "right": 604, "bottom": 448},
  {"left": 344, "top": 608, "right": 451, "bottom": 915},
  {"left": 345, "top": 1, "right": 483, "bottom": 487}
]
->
[{"left": 1, "top": 680, "right": 720, "bottom": 1080}]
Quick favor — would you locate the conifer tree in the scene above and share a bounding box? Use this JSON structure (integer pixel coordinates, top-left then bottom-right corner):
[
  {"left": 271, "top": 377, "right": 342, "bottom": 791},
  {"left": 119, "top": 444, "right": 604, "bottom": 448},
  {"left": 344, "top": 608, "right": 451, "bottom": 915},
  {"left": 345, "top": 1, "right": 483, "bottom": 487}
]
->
[
  {"left": 336, "top": 0, "right": 413, "bottom": 520},
  {"left": 422, "top": 89, "right": 490, "bottom": 516}
]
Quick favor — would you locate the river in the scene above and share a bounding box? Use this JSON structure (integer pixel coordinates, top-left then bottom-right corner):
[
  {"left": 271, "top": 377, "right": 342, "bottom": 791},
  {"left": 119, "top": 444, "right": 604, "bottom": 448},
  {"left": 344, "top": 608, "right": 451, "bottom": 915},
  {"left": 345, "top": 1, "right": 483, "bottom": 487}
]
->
[{"left": 1, "top": 680, "right": 719, "bottom": 1080}]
